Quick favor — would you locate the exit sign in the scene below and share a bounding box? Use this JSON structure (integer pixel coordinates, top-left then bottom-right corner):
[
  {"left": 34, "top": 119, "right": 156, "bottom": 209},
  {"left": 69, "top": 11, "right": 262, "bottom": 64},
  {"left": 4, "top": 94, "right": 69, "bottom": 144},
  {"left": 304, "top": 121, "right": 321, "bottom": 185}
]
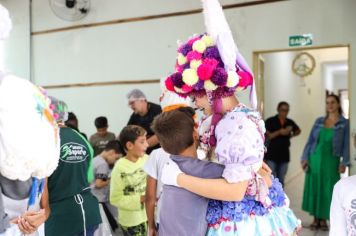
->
[{"left": 289, "top": 34, "right": 313, "bottom": 47}]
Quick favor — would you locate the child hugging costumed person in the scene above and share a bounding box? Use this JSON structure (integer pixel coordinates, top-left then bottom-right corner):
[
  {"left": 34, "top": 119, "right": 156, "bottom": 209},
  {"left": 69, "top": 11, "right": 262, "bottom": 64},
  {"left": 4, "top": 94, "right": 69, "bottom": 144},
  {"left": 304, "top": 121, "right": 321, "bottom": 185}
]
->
[{"left": 161, "top": 0, "right": 301, "bottom": 235}]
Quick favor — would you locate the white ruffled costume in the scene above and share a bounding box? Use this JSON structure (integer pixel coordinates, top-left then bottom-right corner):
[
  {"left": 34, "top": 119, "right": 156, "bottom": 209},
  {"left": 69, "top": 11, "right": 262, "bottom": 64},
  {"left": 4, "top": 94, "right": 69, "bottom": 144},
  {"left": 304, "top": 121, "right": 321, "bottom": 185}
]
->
[
  {"left": 0, "top": 4, "right": 59, "bottom": 236},
  {"left": 0, "top": 75, "right": 60, "bottom": 181},
  {"left": 0, "top": 3, "right": 59, "bottom": 182}
]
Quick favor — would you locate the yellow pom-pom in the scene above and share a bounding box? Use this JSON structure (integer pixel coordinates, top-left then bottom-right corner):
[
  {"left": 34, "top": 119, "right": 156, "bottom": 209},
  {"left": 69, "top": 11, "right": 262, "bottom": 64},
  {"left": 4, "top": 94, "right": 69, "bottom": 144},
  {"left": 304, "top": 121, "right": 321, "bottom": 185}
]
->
[
  {"left": 192, "top": 40, "right": 207, "bottom": 53},
  {"left": 174, "top": 86, "right": 184, "bottom": 93},
  {"left": 204, "top": 80, "right": 218, "bottom": 91},
  {"left": 190, "top": 60, "right": 202, "bottom": 70},
  {"left": 182, "top": 69, "right": 199, "bottom": 86},
  {"left": 177, "top": 53, "right": 187, "bottom": 65},
  {"left": 201, "top": 35, "right": 214, "bottom": 47},
  {"left": 226, "top": 71, "right": 239, "bottom": 88},
  {"left": 236, "top": 86, "right": 244, "bottom": 91}
]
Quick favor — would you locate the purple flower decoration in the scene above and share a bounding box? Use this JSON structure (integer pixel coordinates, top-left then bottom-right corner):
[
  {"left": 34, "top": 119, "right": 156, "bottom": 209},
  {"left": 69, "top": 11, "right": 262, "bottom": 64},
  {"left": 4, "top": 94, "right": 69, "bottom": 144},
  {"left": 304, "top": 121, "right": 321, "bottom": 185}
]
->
[
  {"left": 211, "top": 67, "right": 228, "bottom": 86},
  {"left": 206, "top": 200, "right": 223, "bottom": 225},
  {"left": 206, "top": 177, "right": 288, "bottom": 227},
  {"left": 182, "top": 63, "right": 190, "bottom": 70},
  {"left": 171, "top": 72, "right": 184, "bottom": 88},
  {"left": 193, "top": 79, "right": 205, "bottom": 90},
  {"left": 204, "top": 46, "right": 220, "bottom": 59},
  {"left": 179, "top": 43, "right": 192, "bottom": 56},
  {"left": 269, "top": 177, "right": 286, "bottom": 207},
  {"left": 210, "top": 87, "right": 235, "bottom": 100}
]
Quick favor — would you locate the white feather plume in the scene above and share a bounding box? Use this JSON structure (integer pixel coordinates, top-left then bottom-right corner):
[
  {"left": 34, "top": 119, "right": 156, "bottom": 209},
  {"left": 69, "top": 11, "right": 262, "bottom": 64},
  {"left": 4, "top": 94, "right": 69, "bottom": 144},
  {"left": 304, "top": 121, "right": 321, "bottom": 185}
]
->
[
  {"left": 201, "top": 0, "right": 257, "bottom": 110},
  {"left": 0, "top": 4, "right": 12, "bottom": 40},
  {"left": 202, "top": 0, "right": 237, "bottom": 73}
]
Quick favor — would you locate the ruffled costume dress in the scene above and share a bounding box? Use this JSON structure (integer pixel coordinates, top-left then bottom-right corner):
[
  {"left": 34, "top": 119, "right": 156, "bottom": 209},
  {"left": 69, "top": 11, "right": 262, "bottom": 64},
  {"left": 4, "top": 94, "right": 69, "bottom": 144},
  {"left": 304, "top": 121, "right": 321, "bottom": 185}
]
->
[{"left": 204, "top": 104, "right": 301, "bottom": 236}]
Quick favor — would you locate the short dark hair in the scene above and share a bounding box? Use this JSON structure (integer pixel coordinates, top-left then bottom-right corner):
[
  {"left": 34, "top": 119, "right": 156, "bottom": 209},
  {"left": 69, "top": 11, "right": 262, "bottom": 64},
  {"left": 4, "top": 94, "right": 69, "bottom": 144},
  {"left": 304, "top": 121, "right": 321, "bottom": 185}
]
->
[
  {"left": 151, "top": 107, "right": 195, "bottom": 155},
  {"left": 67, "top": 112, "right": 77, "bottom": 121},
  {"left": 119, "top": 125, "right": 146, "bottom": 151},
  {"left": 95, "top": 116, "right": 108, "bottom": 129},
  {"left": 65, "top": 112, "right": 78, "bottom": 129},
  {"left": 104, "top": 140, "right": 123, "bottom": 154},
  {"left": 277, "top": 101, "right": 289, "bottom": 110}
]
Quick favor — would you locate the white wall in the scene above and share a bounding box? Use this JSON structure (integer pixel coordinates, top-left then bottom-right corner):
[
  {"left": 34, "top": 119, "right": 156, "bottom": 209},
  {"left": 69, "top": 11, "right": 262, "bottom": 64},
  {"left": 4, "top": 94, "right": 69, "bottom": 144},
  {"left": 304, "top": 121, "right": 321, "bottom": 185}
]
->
[
  {"left": 30, "top": 0, "right": 290, "bottom": 137},
  {"left": 0, "top": 0, "right": 30, "bottom": 79},
  {"left": 332, "top": 71, "right": 348, "bottom": 93},
  {"left": 263, "top": 47, "right": 348, "bottom": 181},
  {"left": 7, "top": 0, "right": 354, "bottom": 172}
]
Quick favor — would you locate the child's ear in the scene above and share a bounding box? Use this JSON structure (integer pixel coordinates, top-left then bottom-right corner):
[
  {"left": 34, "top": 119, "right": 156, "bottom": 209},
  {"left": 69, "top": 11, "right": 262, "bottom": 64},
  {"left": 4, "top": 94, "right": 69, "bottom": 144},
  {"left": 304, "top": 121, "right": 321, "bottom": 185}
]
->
[{"left": 126, "top": 141, "right": 134, "bottom": 150}]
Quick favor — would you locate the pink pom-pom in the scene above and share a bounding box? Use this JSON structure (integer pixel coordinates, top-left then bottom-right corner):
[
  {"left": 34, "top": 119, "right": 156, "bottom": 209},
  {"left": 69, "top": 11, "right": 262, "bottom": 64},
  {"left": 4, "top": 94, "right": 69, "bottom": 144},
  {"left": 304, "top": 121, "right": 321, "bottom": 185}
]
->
[
  {"left": 182, "top": 84, "right": 193, "bottom": 93},
  {"left": 237, "top": 71, "right": 253, "bottom": 88},
  {"left": 53, "top": 113, "right": 59, "bottom": 120},
  {"left": 186, "top": 51, "right": 202, "bottom": 61},
  {"left": 176, "top": 65, "right": 184, "bottom": 73},
  {"left": 165, "top": 77, "right": 175, "bottom": 91},
  {"left": 197, "top": 58, "right": 219, "bottom": 81},
  {"left": 49, "top": 104, "right": 55, "bottom": 110},
  {"left": 187, "top": 37, "right": 200, "bottom": 45}
]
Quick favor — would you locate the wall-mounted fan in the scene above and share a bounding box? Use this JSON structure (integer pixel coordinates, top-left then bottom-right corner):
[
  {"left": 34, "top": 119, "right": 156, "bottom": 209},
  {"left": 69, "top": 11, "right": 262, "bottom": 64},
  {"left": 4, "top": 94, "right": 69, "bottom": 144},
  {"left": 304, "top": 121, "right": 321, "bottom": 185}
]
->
[{"left": 49, "top": 0, "right": 90, "bottom": 21}]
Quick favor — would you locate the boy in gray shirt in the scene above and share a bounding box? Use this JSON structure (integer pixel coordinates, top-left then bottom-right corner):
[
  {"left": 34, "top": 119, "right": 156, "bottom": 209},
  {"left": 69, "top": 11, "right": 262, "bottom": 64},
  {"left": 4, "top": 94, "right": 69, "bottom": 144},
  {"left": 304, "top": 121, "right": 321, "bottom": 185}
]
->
[
  {"left": 91, "top": 140, "right": 123, "bottom": 232},
  {"left": 151, "top": 107, "right": 224, "bottom": 236}
]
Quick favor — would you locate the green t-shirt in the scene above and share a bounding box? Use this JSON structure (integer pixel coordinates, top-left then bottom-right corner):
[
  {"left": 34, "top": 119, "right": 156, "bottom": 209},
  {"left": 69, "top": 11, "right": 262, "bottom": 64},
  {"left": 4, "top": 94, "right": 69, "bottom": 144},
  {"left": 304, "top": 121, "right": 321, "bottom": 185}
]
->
[
  {"left": 46, "top": 127, "right": 101, "bottom": 236},
  {"left": 110, "top": 155, "right": 148, "bottom": 227}
]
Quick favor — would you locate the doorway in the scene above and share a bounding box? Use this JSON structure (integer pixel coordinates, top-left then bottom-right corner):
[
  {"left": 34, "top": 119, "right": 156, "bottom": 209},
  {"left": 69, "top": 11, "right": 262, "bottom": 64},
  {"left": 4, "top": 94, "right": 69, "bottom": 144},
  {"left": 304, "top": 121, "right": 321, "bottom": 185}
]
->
[
  {"left": 253, "top": 45, "right": 350, "bottom": 231},
  {"left": 253, "top": 45, "right": 350, "bottom": 182}
]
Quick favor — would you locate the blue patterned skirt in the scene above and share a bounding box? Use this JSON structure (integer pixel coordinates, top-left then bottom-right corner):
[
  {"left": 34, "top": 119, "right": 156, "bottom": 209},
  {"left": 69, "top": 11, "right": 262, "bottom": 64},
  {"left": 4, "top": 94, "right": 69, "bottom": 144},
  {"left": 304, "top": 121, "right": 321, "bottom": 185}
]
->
[{"left": 206, "top": 178, "right": 301, "bottom": 236}]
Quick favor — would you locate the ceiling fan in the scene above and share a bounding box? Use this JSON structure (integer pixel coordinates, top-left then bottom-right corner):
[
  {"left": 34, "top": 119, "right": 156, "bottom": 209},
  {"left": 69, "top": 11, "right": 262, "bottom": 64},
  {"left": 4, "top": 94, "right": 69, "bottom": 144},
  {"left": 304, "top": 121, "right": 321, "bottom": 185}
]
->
[{"left": 49, "top": 0, "right": 90, "bottom": 21}]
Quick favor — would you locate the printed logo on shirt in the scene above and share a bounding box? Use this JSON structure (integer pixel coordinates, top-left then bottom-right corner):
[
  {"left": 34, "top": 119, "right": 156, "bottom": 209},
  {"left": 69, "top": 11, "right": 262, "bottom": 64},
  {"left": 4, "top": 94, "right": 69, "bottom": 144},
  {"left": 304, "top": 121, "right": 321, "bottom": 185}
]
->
[
  {"left": 121, "top": 169, "right": 146, "bottom": 196},
  {"left": 60, "top": 142, "right": 89, "bottom": 163},
  {"left": 348, "top": 199, "right": 356, "bottom": 234}
]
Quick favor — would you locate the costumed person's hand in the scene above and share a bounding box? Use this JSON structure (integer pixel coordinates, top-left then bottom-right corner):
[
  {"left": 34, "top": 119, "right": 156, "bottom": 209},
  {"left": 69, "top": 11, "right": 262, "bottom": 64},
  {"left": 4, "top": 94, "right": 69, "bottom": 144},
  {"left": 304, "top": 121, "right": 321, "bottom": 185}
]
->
[
  {"left": 258, "top": 168, "right": 272, "bottom": 187},
  {"left": 161, "top": 159, "right": 183, "bottom": 187},
  {"left": 22, "top": 209, "right": 47, "bottom": 228},
  {"left": 339, "top": 165, "right": 346, "bottom": 174},
  {"left": 262, "top": 161, "right": 272, "bottom": 174},
  {"left": 301, "top": 160, "right": 308, "bottom": 171}
]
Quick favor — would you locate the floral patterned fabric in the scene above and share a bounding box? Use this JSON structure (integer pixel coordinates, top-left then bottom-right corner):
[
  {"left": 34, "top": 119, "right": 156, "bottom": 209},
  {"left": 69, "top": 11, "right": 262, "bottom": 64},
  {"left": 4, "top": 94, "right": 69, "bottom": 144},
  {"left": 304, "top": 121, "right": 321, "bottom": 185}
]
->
[
  {"left": 206, "top": 178, "right": 301, "bottom": 236},
  {"left": 207, "top": 104, "right": 301, "bottom": 235},
  {"left": 215, "top": 104, "right": 265, "bottom": 184}
]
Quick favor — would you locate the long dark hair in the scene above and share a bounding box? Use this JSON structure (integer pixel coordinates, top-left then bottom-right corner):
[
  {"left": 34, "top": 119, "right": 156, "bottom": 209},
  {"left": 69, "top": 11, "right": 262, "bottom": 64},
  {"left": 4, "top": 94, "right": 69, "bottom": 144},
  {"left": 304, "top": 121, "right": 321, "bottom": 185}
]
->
[{"left": 326, "top": 94, "right": 343, "bottom": 116}]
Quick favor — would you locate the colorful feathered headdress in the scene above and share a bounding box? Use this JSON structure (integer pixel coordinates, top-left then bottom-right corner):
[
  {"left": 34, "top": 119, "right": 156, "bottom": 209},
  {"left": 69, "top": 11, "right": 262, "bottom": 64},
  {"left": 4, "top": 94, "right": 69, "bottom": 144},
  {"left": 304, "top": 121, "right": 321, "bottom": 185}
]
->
[{"left": 165, "top": 0, "right": 257, "bottom": 109}]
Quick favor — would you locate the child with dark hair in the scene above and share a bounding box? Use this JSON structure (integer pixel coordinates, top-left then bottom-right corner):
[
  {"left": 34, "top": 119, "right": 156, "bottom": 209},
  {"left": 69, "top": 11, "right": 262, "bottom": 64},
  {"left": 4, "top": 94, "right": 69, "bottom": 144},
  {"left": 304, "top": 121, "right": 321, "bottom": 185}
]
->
[
  {"left": 91, "top": 140, "right": 123, "bottom": 232},
  {"left": 65, "top": 112, "right": 87, "bottom": 139},
  {"left": 110, "top": 125, "right": 149, "bottom": 236},
  {"left": 143, "top": 82, "right": 193, "bottom": 236},
  {"left": 151, "top": 108, "right": 225, "bottom": 236},
  {"left": 89, "top": 116, "right": 116, "bottom": 156}
]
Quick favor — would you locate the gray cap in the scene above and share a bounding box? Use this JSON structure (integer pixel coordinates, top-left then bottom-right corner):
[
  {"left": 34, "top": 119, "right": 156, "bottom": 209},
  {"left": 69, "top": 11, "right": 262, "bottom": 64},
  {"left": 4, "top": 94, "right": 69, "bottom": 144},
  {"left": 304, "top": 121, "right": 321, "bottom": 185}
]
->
[{"left": 126, "top": 89, "right": 146, "bottom": 101}]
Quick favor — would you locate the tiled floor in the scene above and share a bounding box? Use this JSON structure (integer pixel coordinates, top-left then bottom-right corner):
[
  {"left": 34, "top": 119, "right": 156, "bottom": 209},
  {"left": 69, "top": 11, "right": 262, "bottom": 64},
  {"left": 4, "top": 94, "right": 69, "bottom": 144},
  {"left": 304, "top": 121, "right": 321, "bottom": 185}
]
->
[
  {"left": 284, "top": 171, "right": 329, "bottom": 236},
  {"left": 114, "top": 170, "right": 330, "bottom": 236}
]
